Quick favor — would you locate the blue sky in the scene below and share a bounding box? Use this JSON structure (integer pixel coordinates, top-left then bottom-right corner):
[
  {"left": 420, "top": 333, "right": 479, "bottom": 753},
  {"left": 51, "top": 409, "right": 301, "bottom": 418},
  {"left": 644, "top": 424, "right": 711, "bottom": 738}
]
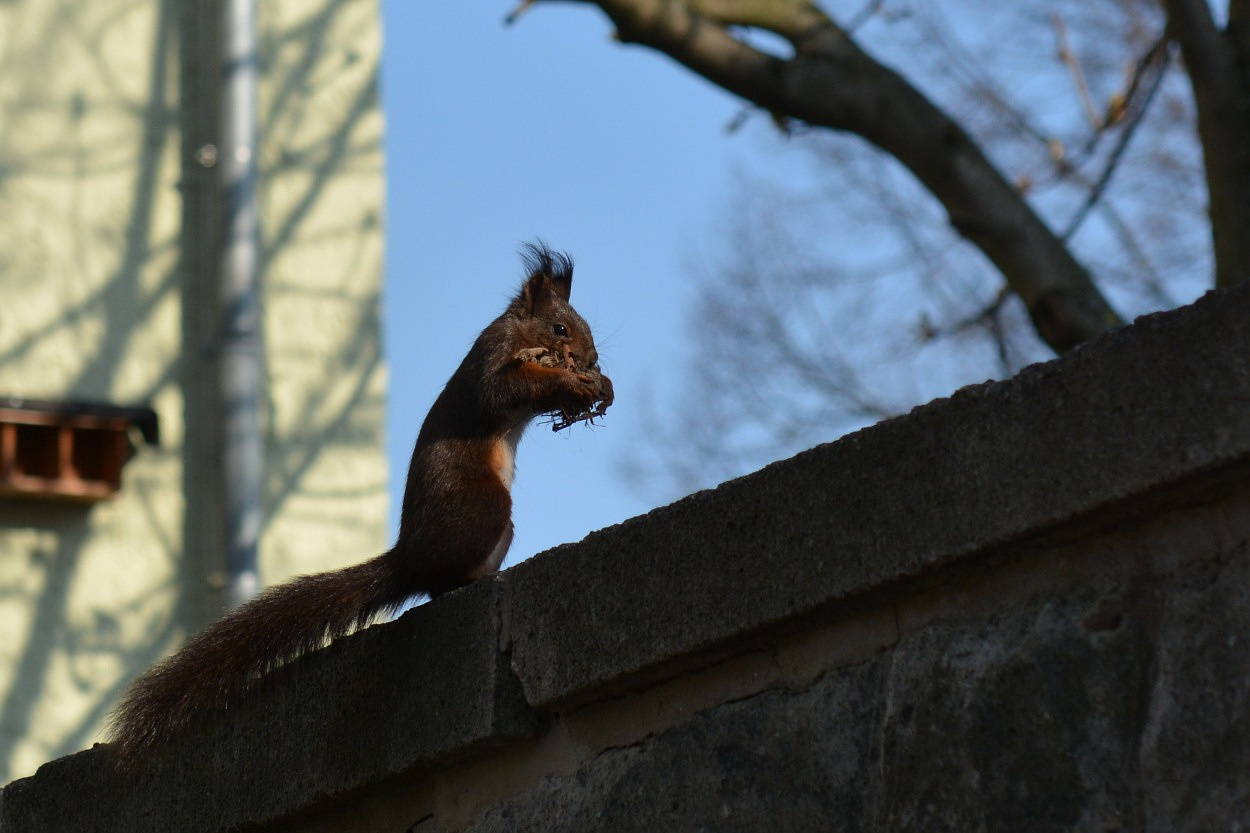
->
[
  {"left": 376, "top": 3, "right": 1218, "bottom": 568},
  {"left": 379, "top": 2, "right": 780, "bottom": 565}
]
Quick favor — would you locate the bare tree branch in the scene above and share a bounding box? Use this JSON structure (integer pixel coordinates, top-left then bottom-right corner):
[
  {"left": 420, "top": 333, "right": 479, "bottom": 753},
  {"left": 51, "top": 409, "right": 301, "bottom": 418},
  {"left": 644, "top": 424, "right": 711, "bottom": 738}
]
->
[
  {"left": 539, "top": 0, "right": 1124, "bottom": 351},
  {"left": 510, "top": 1, "right": 1218, "bottom": 495},
  {"left": 1163, "top": 0, "right": 1250, "bottom": 287},
  {"left": 1232, "top": 0, "right": 1250, "bottom": 57}
]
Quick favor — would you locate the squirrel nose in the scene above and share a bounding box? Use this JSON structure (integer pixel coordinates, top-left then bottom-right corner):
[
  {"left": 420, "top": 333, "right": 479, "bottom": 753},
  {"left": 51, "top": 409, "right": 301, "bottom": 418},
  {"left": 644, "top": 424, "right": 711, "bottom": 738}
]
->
[{"left": 568, "top": 346, "right": 598, "bottom": 370}]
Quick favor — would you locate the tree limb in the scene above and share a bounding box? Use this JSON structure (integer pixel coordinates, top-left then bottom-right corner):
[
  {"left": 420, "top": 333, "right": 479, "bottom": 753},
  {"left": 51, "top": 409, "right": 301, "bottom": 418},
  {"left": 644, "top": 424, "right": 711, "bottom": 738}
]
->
[
  {"left": 1232, "top": 0, "right": 1250, "bottom": 58},
  {"left": 1163, "top": 0, "right": 1250, "bottom": 288},
  {"left": 546, "top": 0, "right": 1123, "bottom": 351}
]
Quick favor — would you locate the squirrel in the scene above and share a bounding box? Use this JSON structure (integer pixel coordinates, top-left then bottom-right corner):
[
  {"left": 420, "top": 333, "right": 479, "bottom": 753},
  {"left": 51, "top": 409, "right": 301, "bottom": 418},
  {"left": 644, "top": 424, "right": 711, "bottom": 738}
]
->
[{"left": 107, "top": 242, "right": 613, "bottom": 766}]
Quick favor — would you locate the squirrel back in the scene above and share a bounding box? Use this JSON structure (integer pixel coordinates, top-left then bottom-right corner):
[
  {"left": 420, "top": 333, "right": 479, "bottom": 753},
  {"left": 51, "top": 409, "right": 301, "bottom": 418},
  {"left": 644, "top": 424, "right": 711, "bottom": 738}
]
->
[{"left": 107, "top": 243, "right": 612, "bottom": 765}]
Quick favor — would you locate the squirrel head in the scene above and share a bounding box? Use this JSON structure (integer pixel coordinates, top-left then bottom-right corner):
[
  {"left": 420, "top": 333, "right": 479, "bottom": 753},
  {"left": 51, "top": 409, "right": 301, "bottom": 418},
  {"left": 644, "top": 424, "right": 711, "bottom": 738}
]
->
[{"left": 508, "top": 242, "right": 601, "bottom": 374}]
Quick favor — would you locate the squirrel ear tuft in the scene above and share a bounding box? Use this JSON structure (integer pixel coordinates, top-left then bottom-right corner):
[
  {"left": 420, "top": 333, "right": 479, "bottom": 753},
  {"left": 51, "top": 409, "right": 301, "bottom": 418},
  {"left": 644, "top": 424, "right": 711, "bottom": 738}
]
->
[{"left": 518, "top": 241, "right": 573, "bottom": 304}]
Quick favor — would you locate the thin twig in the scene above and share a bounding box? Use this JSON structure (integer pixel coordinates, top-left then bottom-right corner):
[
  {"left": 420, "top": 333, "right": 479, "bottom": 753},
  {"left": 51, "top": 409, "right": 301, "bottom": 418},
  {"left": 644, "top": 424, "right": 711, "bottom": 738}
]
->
[
  {"left": 920, "top": 285, "right": 1012, "bottom": 342},
  {"left": 1076, "top": 31, "right": 1171, "bottom": 159},
  {"left": 1062, "top": 37, "right": 1172, "bottom": 240},
  {"left": 504, "top": 0, "right": 535, "bottom": 26},
  {"left": 1052, "top": 14, "right": 1103, "bottom": 129},
  {"left": 846, "top": 0, "right": 886, "bottom": 33}
]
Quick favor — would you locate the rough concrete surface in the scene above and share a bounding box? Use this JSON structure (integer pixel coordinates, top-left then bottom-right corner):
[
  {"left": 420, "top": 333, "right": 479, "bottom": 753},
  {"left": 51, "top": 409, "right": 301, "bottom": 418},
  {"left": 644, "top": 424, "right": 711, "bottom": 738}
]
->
[
  {"left": 474, "top": 513, "right": 1250, "bottom": 833},
  {"left": 2, "top": 285, "right": 1249, "bottom": 831},
  {"left": 0, "top": 579, "right": 535, "bottom": 832}
]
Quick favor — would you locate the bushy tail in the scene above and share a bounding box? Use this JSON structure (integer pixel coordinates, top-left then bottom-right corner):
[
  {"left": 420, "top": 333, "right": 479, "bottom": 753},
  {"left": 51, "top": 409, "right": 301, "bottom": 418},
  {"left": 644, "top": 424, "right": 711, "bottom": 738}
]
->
[{"left": 108, "top": 552, "right": 407, "bottom": 766}]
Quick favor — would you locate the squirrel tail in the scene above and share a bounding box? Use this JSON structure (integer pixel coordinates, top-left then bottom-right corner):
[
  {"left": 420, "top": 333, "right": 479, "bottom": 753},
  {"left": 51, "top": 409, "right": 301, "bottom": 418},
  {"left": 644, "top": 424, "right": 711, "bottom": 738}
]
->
[{"left": 107, "top": 551, "right": 409, "bottom": 767}]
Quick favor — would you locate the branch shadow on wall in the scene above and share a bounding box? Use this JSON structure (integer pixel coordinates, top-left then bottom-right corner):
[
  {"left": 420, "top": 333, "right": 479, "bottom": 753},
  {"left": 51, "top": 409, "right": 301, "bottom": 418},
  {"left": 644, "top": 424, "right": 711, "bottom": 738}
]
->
[{"left": 0, "top": 0, "right": 384, "bottom": 780}]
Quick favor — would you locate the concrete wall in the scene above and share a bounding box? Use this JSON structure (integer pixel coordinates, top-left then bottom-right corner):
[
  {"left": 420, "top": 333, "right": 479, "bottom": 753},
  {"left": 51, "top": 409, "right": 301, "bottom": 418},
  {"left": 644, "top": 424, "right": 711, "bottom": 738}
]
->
[
  {"left": 3, "top": 283, "right": 1247, "bottom": 830},
  {"left": 0, "top": 0, "right": 386, "bottom": 782}
]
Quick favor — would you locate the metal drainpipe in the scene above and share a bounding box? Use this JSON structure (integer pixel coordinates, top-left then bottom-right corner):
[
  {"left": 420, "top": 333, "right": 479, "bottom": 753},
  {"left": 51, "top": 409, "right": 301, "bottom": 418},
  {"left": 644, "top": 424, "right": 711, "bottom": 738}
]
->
[{"left": 218, "top": 0, "right": 263, "bottom": 609}]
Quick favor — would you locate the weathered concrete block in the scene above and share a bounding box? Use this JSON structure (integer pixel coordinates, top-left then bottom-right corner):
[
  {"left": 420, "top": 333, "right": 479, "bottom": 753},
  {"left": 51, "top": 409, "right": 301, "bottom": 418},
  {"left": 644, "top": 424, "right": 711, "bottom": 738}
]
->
[
  {"left": 0, "top": 577, "right": 534, "bottom": 832},
  {"left": 474, "top": 514, "right": 1250, "bottom": 833},
  {"left": 1137, "top": 542, "right": 1250, "bottom": 831},
  {"left": 469, "top": 659, "right": 887, "bottom": 833},
  {"left": 878, "top": 587, "right": 1151, "bottom": 831}
]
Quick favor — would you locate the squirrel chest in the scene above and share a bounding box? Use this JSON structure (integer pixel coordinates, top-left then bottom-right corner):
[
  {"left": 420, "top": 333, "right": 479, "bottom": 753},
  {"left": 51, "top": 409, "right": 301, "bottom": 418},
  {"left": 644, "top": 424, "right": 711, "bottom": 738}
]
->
[{"left": 490, "top": 422, "right": 526, "bottom": 492}]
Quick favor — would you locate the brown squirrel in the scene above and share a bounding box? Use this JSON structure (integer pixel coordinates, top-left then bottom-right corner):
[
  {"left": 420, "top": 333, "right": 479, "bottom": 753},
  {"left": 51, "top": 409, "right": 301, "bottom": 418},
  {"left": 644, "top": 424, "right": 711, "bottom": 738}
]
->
[{"left": 107, "top": 243, "right": 613, "bottom": 765}]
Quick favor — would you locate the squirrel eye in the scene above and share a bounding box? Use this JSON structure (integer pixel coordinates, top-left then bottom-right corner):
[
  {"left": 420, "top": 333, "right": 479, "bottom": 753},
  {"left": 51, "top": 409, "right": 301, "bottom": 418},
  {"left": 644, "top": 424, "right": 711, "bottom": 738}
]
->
[{"left": 553, "top": 323, "right": 569, "bottom": 337}]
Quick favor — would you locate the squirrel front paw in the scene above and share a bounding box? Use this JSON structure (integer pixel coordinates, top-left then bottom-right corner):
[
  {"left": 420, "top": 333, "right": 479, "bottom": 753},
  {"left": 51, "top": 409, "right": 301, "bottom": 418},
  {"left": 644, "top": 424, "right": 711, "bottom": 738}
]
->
[
  {"left": 551, "top": 370, "right": 612, "bottom": 431},
  {"left": 515, "top": 346, "right": 611, "bottom": 429}
]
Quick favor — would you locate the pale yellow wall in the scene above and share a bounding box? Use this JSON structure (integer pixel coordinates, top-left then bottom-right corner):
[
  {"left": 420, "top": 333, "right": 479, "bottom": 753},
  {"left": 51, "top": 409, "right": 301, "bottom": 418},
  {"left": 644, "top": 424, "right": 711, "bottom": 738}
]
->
[
  {"left": 0, "top": 0, "right": 387, "bottom": 782},
  {"left": 258, "top": 0, "right": 388, "bottom": 582}
]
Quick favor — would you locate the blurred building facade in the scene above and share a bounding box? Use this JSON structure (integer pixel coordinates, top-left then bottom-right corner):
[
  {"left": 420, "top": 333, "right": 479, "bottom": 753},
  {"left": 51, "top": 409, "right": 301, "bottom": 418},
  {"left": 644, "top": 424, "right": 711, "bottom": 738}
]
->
[{"left": 0, "top": 0, "right": 387, "bottom": 781}]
